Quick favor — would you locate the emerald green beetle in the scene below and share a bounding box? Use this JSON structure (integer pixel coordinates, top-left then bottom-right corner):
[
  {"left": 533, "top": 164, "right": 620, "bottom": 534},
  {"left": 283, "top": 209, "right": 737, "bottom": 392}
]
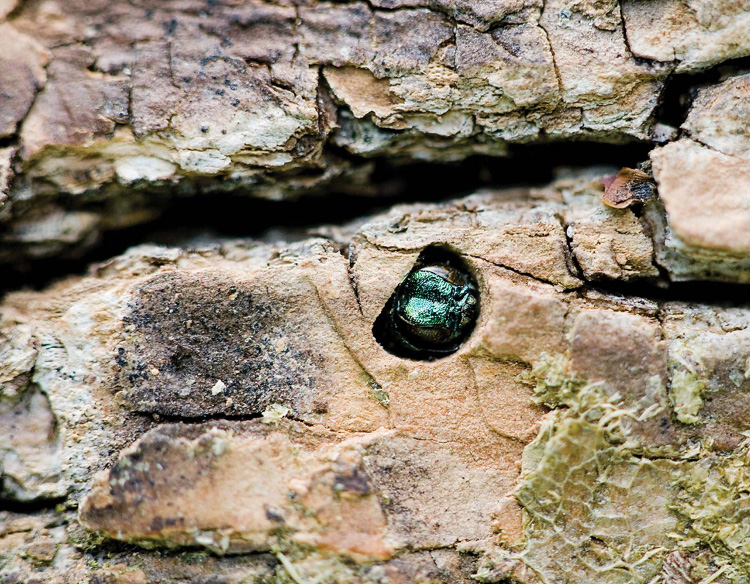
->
[
  {"left": 394, "top": 265, "right": 477, "bottom": 345},
  {"left": 374, "top": 248, "right": 479, "bottom": 360}
]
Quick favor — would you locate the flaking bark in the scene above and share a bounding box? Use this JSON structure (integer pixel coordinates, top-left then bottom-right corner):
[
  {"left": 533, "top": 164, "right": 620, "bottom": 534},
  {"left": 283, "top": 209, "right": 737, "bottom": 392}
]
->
[{"left": 0, "top": 0, "right": 749, "bottom": 264}]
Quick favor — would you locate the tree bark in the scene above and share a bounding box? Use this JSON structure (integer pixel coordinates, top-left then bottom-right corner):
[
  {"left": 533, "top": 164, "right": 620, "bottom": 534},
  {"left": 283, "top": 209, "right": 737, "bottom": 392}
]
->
[
  {"left": 1, "top": 1, "right": 750, "bottom": 583},
  {"left": 0, "top": 0, "right": 748, "bottom": 264}
]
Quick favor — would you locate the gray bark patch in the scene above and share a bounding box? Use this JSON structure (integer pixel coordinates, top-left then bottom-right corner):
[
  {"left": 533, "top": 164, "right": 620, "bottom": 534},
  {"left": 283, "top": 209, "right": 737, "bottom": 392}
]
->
[{"left": 115, "top": 271, "right": 324, "bottom": 418}]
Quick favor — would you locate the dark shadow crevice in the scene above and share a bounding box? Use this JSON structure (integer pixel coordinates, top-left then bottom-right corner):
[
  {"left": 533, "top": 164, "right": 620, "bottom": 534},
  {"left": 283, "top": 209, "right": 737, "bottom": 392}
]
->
[
  {"left": 1, "top": 141, "right": 654, "bottom": 298},
  {"left": 0, "top": 495, "right": 68, "bottom": 513},
  {"left": 655, "top": 54, "right": 750, "bottom": 130},
  {"left": 583, "top": 279, "right": 750, "bottom": 309},
  {"left": 130, "top": 410, "right": 265, "bottom": 424}
]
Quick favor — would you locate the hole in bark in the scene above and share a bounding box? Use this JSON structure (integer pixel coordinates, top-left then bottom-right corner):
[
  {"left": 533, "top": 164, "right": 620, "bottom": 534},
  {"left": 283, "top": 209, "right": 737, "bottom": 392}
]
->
[{"left": 373, "top": 246, "right": 479, "bottom": 361}]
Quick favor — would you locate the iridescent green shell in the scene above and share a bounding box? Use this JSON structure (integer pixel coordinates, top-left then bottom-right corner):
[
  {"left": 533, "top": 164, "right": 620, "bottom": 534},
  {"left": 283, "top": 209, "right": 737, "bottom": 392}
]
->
[
  {"left": 373, "top": 248, "right": 480, "bottom": 360},
  {"left": 394, "top": 266, "right": 477, "bottom": 345}
]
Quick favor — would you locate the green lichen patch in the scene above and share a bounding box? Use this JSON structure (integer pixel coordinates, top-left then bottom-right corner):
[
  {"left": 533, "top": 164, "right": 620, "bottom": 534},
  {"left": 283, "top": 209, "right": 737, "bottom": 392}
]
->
[
  {"left": 510, "top": 353, "right": 750, "bottom": 583},
  {"left": 669, "top": 367, "right": 706, "bottom": 425},
  {"left": 517, "top": 352, "right": 587, "bottom": 409},
  {"left": 514, "top": 383, "right": 688, "bottom": 583},
  {"left": 369, "top": 382, "right": 390, "bottom": 408},
  {"left": 672, "top": 447, "right": 750, "bottom": 575}
]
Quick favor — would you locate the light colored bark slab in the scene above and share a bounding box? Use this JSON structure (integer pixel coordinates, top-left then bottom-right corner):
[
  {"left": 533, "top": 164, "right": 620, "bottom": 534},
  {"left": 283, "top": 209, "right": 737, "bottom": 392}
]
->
[
  {"left": 622, "top": 0, "right": 750, "bottom": 72},
  {"left": 0, "top": 0, "right": 719, "bottom": 260},
  {"left": 649, "top": 72, "right": 750, "bottom": 282}
]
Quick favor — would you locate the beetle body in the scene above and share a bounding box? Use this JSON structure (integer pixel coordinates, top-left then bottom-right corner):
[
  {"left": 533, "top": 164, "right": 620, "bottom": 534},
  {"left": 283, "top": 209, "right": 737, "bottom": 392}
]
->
[
  {"left": 374, "top": 249, "right": 479, "bottom": 360},
  {"left": 394, "top": 266, "right": 477, "bottom": 345}
]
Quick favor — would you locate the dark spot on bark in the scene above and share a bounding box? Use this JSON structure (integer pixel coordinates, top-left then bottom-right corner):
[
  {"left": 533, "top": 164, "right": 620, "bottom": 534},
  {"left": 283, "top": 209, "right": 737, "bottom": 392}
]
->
[
  {"left": 115, "top": 347, "right": 128, "bottom": 367},
  {"left": 265, "top": 506, "right": 285, "bottom": 523},
  {"left": 163, "top": 18, "right": 178, "bottom": 35},
  {"left": 115, "top": 272, "right": 324, "bottom": 418},
  {"left": 334, "top": 466, "right": 371, "bottom": 496}
]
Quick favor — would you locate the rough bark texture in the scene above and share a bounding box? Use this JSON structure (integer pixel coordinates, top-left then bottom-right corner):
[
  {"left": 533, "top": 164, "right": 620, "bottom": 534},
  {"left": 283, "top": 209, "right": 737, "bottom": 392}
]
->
[
  {"left": 2, "top": 174, "right": 750, "bottom": 582},
  {"left": 2, "top": 1, "right": 750, "bottom": 583},
  {"left": 1, "top": 0, "right": 749, "bottom": 264}
]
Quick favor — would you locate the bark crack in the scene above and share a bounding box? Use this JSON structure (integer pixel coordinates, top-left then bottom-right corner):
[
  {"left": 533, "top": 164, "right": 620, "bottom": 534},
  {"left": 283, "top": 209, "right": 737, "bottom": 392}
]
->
[
  {"left": 537, "top": 0, "right": 564, "bottom": 99},
  {"left": 466, "top": 358, "right": 529, "bottom": 447},
  {"left": 553, "top": 210, "right": 585, "bottom": 281},
  {"left": 464, "top": 252, "right": 580, "bottom": 290},
  {"left": 311, "top": 281, "right": 393, "bottom": 424}
]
